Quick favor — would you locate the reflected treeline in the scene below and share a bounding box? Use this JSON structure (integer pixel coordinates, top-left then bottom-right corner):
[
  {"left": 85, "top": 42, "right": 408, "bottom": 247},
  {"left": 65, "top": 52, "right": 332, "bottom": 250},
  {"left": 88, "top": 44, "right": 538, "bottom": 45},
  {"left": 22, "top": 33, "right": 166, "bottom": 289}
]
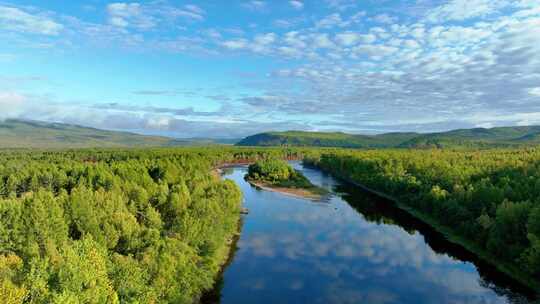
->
[{"left": 334, "top": 181, "right": 537, "bottom": 303}]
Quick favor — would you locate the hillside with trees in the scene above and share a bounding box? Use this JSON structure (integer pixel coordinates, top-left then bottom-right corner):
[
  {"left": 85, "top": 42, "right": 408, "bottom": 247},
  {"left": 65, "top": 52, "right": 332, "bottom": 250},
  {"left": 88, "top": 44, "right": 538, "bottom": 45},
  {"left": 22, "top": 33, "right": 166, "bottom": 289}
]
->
[
  {"left": 0, "top": 120, "right": 237, "bottom": 149},
  {"left": 237, "top": 131, "right": 418, "bottom": 148},
  {"left": 237, "top": 126, "right": 540, "bottom": 149}
]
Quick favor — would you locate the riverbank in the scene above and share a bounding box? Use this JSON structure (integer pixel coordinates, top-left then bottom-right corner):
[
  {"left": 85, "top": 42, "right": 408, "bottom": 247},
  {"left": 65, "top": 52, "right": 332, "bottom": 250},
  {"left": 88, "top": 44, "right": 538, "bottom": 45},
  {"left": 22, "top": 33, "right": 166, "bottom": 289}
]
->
[
  {"left": 246, "top": 179, "right": 323, "bottom": 200},
  {"left": 199, "top": 162, "right": 531, "bottom": 303},
  {"left": 312, "top": 164, "right": 540, "bottom": 294},
  {"left": 201, "top": 166, "right": 247, "bottom": 304},
  {"left": 200, "top": 218, "right": 243, "bottom": 304},
  {"left": 242, "top": 158, "right": 327, "bottom": 201}
]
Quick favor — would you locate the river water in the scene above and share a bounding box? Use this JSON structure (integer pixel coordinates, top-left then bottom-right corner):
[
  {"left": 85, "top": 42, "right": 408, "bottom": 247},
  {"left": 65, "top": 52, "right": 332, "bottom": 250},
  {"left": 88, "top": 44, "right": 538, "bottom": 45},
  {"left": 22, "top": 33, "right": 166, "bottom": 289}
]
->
[{"left": 202, "top": 163, "right": 535, "bottom": 304}]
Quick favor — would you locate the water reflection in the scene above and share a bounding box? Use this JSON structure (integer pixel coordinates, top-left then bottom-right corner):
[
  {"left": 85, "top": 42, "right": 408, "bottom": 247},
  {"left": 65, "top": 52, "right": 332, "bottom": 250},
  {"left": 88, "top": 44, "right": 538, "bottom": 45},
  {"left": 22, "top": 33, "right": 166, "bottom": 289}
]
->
[{"left": 203, "top": 164, "right": 534, "bottom": 304}]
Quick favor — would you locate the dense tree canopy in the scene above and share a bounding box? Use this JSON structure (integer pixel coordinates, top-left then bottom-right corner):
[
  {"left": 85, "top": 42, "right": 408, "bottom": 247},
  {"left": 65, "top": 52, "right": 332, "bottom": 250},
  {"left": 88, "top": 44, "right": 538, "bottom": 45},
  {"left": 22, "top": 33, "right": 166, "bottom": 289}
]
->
[
  {"left": 4, "top": 145, "right": 537, "bottom": 300},
  {"left": 305, "top": 148, "right": 540, "bottom": 288},
  {"left": 247, "top": 159, "right": 294, "bottom": 182},
  {"left": 0, "top": 147, "right": 302, "bottom": 303},
  {"left": 246, "top": 159, "right": 313, "bottom": 189}
]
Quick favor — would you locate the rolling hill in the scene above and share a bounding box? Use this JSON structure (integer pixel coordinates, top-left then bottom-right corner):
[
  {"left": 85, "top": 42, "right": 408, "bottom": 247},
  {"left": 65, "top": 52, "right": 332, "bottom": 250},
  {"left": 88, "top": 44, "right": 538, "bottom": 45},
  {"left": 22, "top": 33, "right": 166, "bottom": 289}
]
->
[
  {"left": 236, "top": 131, "right": 418, "bottom": 148},
  {"left": 237, "top": 126, "right": 540, "bottom": 149},
  {"left": 0, "top": 119, "right": 235, "bottom": 149}
]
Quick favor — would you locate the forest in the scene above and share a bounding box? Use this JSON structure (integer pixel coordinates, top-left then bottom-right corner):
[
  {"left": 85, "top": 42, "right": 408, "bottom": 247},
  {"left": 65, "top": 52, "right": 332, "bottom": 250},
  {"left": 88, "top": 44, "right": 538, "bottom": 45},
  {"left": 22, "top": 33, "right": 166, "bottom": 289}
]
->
[
  {"left": 0, "top": 147, "right": 301, "bottom": 303},
  {"left": 304, "top": 148, "right": 540, "bottom": 289},
  {"left": 245, "top": 159, "right": 326, "bottom": 199},
  {"left": 245, "top": 159, "right": 311, "bottom": 188},
  {"left": 2, "top": 145, "right": 540, "bottom": 302},
  {"left": 237, "top": 126, "right": 540, "bottom": 149}
]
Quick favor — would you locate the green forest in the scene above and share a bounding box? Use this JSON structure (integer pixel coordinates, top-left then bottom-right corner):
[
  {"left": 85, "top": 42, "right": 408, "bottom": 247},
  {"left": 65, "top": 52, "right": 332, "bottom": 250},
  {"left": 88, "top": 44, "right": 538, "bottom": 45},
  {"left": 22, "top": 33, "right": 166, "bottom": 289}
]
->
[
  {"left": 0, "top": 147, "right": 300, "bottom": 303},
  {"left": 245, "top": 159, "right": 325, "bottom": 197},
  {"left": 2, "top": 145, "right": 540, "bottom": 301},
  {"left": 304, "top": 148, "right": 540, "bottom": 289},
  {"left": 237, "top": 126, "right": 540, "bottom": 149},
  {"left": 246, "top": 159, "right": 308, "bottom": 187}
]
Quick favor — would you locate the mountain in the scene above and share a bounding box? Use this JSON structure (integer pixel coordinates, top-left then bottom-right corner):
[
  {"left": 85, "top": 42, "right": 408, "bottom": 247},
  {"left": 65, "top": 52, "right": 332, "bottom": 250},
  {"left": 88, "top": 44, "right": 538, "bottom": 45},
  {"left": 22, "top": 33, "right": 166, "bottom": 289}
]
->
[
  {"left": 0, "top": 119, "right": 234, "bottom": 149},
  {"left": 398, "top": 126, "right": 540, "bottom": 148},
  {"left": 236, "top": 131, "right": 419, "bottom": 148},
  {"left": 237, "top": 126, "right": 540, "bottom": 149}
]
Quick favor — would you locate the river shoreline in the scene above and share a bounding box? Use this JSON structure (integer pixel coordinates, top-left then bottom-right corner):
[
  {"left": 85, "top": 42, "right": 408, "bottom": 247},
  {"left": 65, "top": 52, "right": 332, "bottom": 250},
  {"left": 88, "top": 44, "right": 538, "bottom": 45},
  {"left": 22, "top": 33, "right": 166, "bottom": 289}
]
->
[
  {"left": 201, "top": 164, "right": 248, "bottom": 304},
  {"left": 200, "top": 218, "right": 243, "bottom": 304},
  {"left": 310, "top": 162, "right": 540, "bottom": 295},
  {"left": 246, "top": 179, "right": 323, "bottom": 200},
  {"left": 201, "top": 163, "right": 532, "bottom": 303},
  {"left": 217, "top": 160, "right": 539, "bottom": 293}
]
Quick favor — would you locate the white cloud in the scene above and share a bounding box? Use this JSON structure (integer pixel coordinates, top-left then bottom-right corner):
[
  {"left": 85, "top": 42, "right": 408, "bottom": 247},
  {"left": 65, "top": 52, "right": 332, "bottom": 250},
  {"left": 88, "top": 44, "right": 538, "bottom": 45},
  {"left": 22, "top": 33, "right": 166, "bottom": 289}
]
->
[
  {"left": 106, "top": 2, "right": 205, "bottom": 30},
  {"left": 360, "top": 33, "right": 377, "bottom": 44},
  {"left": 313, "top": 33, "right": 335, "bottom": 49},
  {"left": 222, "top": 39, "right": 249, "bottom": 50},
  {"left": 530, "top": 87, "right": 540, "bottom": 97},
  {"left": 425, "top": 0, "right": 510, "bottom": 23},
  {"left": 201, "top": 28, "right": 222, "bottom": 39},
  {"left": 278, "top": 46, "right": 303, "bottom": 58},
  {"left": 315, "top": 11, "right": 366, "bottom": 29},
  {"left": 409, "top": 26, "right": 426, "bottom": 39},
  {"left": 513, "top": 0, "right": 539, "bottom": 8},
  {"left": 289, "top": 1, "right": 304, "bottom": 10},
  {"left": 0, "top": 5, "right": 63, "bottom": 35},
  {"left": 335, "top": 32, "right": 360, "bottom": 46},
  {"left": 183, "top": 4, "right": 204, "bottom": 15},
  {"left": 243, "top": 1, "right": 267, "bottom": 11},
  {"left": 169, "top": 5, "right": 206, "bottom": 21},
  {"left": 353, "top": 44, "right": 398, "bottom": 59},
  {"left": 371, "top": 14, "right": 397, "bottom": 24},
  {"left": 284, "top": 31, "right": 307, "bottom": 48},
  {"left": 107, "top": 3, "right": 155, "bottom": 29},
  {"left": 0, "top": 92, "right": 25, "bottom": 118},
  {"left": 274, "top": 19, "right": 294, "bottom": 28},
  {"left": 221, "top": 33, "right": 278, "bottom": 53},
  {"left": 2, "top": 0, "right": 540, "bottom": 136},
  {"left": 250, "top": 33, "right": 277, "bottom": 53},
  {"left": 325, "top": 0, "right": 357, "bottom": 11},
  {"left": 335, "top": 32, "right": 376, "bottom": 46},
  {"left": 403, "top": 39, "right": 421, "bottom": 48},
  {"left": 0, "top": 92, "right": 25, "bottom": 106},
  {"left": 254, "top": 33, "right": 277, "bottom": 45}
]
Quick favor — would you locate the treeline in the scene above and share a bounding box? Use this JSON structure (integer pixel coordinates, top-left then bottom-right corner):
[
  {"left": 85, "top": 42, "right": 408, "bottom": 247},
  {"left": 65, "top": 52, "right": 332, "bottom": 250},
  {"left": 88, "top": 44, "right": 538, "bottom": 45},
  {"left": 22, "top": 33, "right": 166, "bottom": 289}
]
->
[
  {"left": 0, "top": 147, "right": 301, "bottom": 303},
  {"left": 246, "top": 159, "right": 314, "bottom": 190},
  {"left": 305, "top": 149, "right": 540, "bottom": 289},
  {"left": 237, "top": 126, "right": 540, "bottom": 149}
]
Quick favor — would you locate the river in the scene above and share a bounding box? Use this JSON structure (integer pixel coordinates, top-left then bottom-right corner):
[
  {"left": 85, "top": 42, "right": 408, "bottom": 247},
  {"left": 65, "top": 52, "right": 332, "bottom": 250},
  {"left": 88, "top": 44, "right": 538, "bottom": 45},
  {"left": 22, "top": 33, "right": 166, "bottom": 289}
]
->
[{"left": 202, "top": 162, "right": 535, "bottom": 304}]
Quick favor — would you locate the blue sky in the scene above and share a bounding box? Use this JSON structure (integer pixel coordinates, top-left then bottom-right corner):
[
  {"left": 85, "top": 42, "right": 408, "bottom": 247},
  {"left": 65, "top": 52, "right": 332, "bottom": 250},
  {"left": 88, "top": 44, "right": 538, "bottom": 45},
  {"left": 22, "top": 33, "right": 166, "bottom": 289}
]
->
[{"left": 1, "top": 0, "right": 539, "bottom": 138}]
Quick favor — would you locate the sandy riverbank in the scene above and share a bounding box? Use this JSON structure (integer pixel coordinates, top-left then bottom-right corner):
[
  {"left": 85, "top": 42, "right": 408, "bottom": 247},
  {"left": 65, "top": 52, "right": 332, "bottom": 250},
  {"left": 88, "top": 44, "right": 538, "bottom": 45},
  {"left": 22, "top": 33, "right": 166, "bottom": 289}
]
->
[{"left": 247, "top": 180, "right": 323, "bottom": 200}]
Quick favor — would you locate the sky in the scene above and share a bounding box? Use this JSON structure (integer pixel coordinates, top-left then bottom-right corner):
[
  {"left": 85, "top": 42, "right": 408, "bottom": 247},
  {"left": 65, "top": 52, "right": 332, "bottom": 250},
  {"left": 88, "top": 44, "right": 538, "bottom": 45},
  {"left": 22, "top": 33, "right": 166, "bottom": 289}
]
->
[{"left": 0, "top": 0, "right": 539, "bottom": 138}]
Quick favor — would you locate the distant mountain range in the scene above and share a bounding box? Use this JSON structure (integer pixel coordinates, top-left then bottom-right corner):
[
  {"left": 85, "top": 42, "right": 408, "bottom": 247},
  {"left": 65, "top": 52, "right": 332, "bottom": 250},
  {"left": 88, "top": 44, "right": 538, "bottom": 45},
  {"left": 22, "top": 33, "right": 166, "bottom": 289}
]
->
[
  {"left": 0, "top": 119, "right": 237, "bottom": 149},
  {"left": 236, "top": 126, "right": 540, "bottom": 149},
  {"left": 4, "top": 119, "right": 540, "bottom": 150}
]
